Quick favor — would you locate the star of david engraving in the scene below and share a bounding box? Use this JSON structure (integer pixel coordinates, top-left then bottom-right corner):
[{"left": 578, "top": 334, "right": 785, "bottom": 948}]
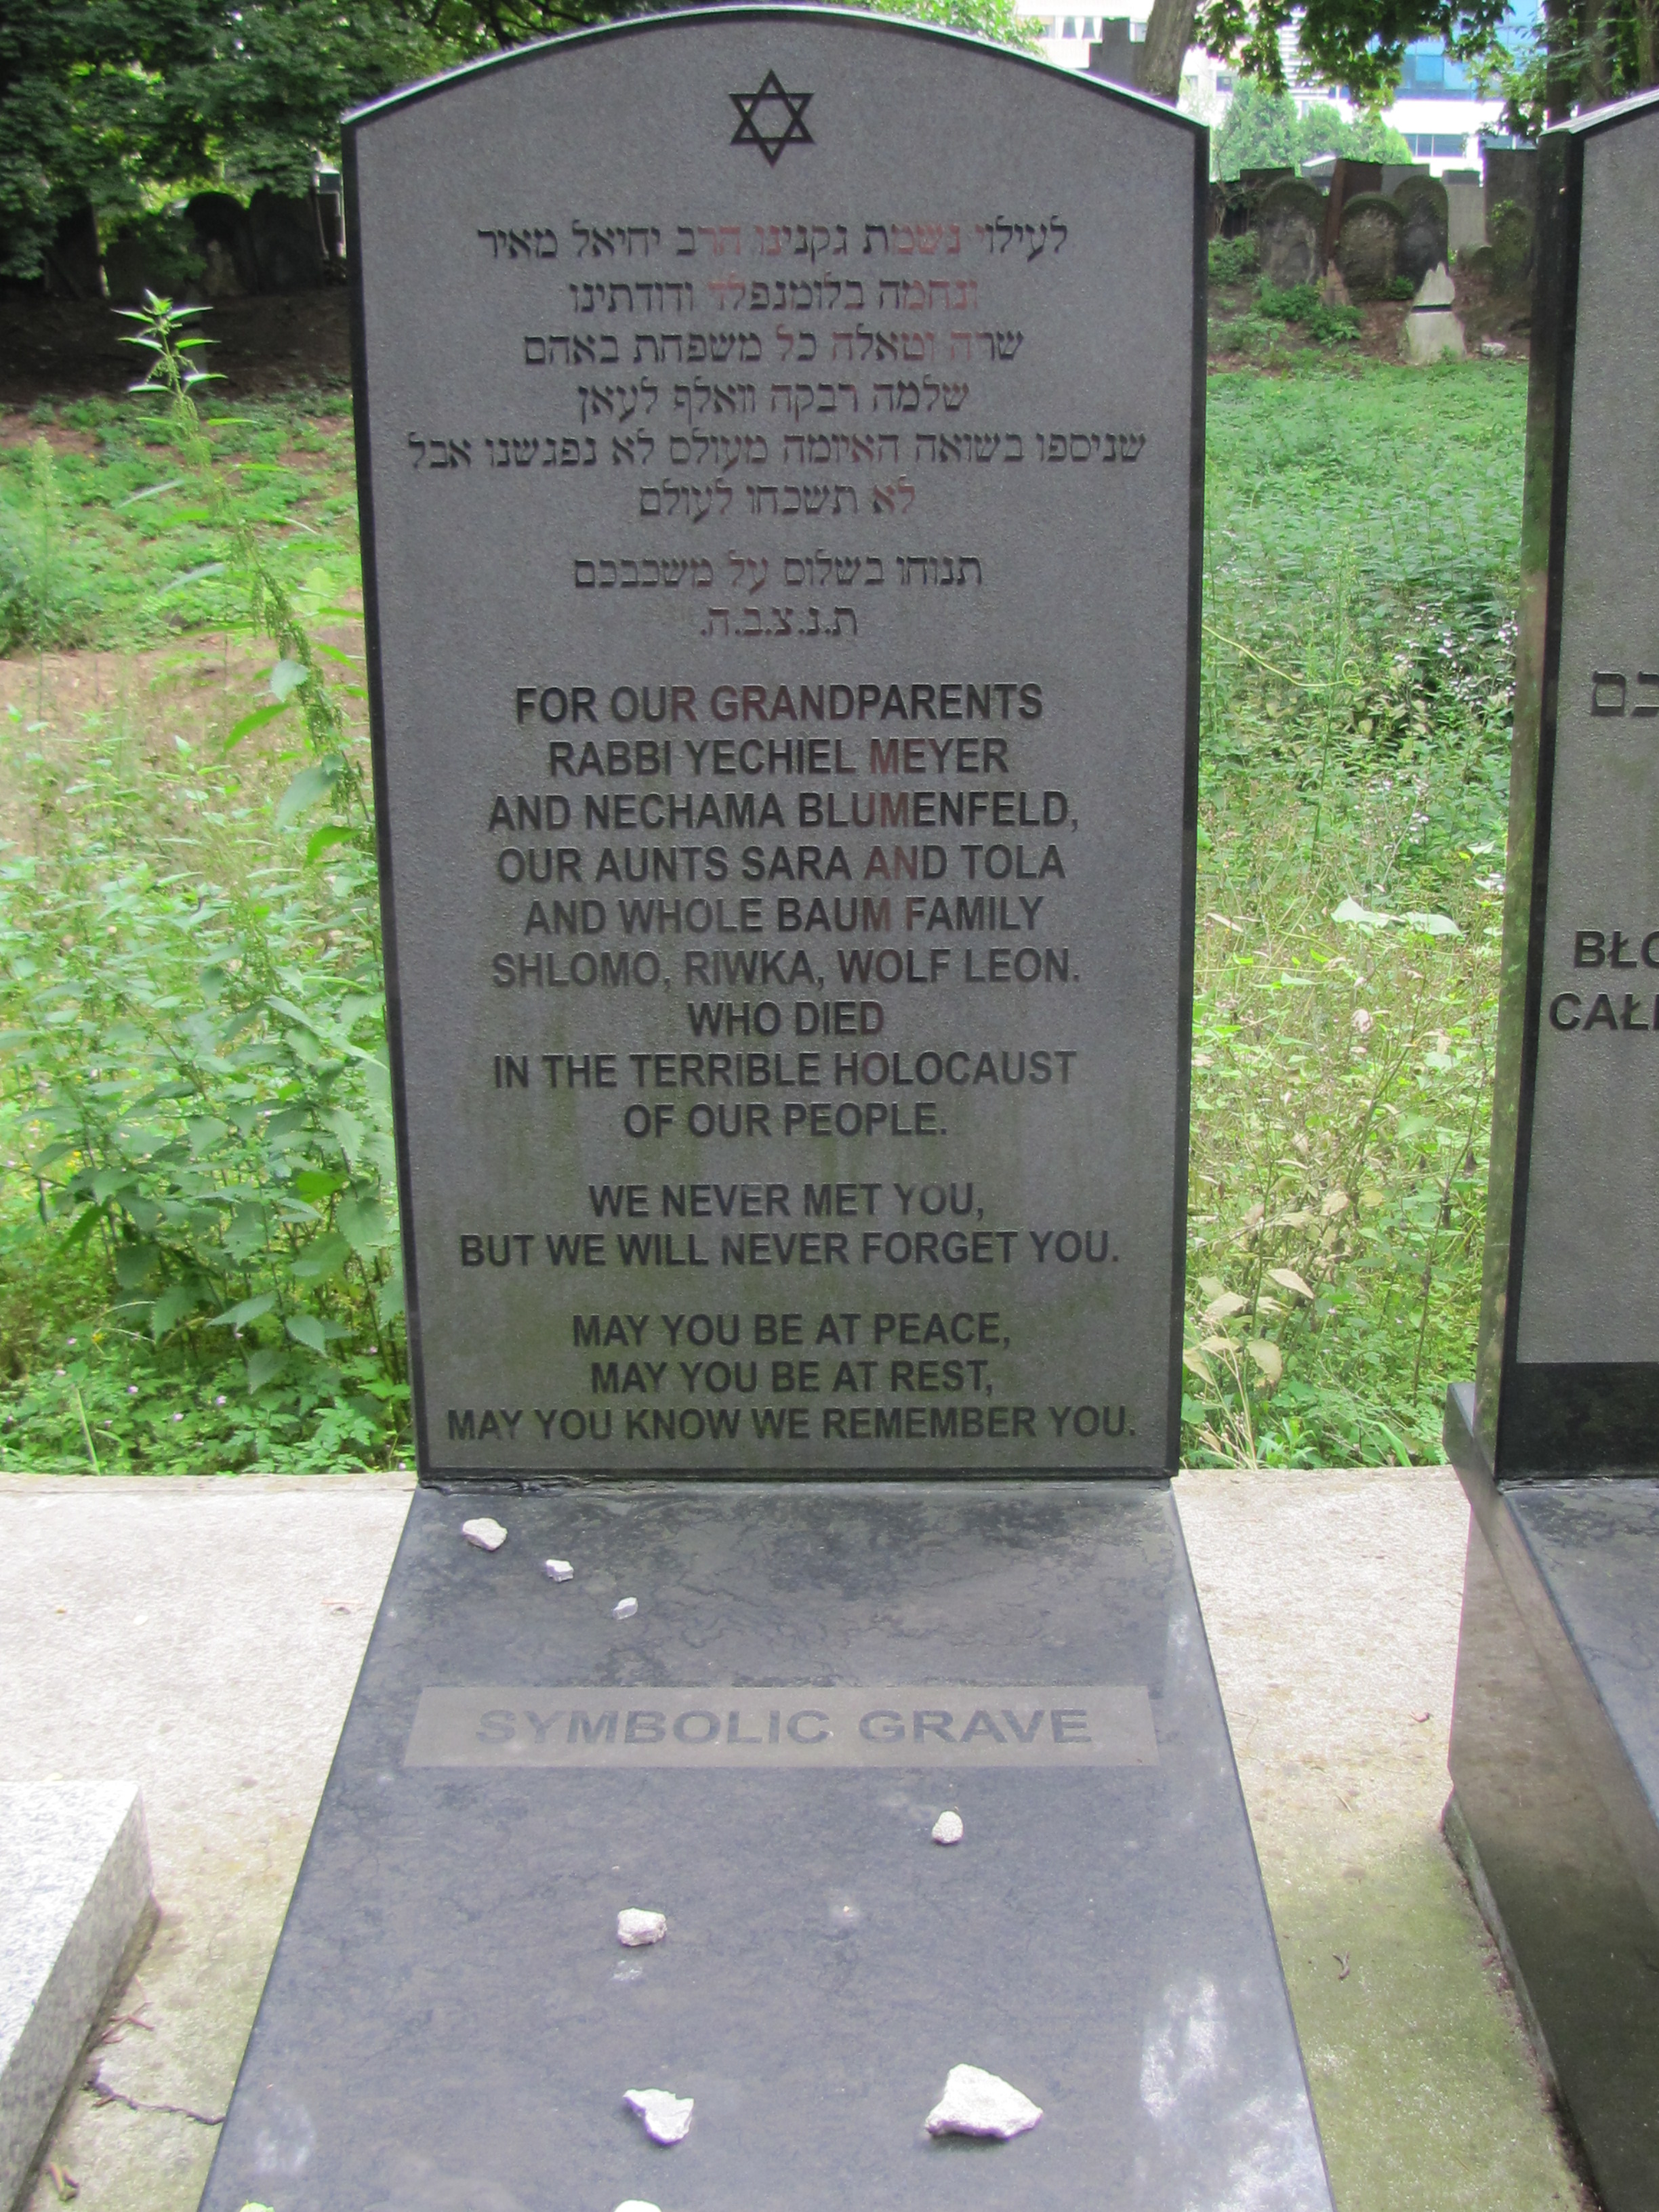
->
[{"left": 729, "top": 70, "right": 814, "bottom": 165}]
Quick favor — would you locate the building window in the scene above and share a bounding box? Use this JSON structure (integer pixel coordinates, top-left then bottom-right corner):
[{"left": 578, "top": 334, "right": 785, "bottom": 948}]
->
[
  {"left": 1063, "top": 16, "right": 1076, "bottom": 35},
  {"left": 1082, "top": 16, "right": 1095, "bottom": 35},
  {"left": 1405, "top": 130, "right": 1471, "bottom": 157},
  {"left": 1216, "top": 72, "right": 1234, "bottom": 89}
]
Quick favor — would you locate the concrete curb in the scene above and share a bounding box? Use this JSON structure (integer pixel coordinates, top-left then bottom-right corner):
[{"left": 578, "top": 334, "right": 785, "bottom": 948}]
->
[{"left": 0, "top": 1784, "right": 154, "bottom": 2211}]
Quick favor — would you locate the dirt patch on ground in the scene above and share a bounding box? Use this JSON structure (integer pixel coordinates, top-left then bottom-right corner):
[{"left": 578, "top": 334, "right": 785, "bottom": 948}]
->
[
  {"left": 1450, "top": 264, "right": 1532, "bottom": 359},
  {"left": 0, "top": 291, "right": 352, "bottom": 409},
  {"left": 1355, "top": 300, "right": 1409, "bottom": 362},
  {"left": 0, "top": 413, "right": 100, "bottom": 453}
]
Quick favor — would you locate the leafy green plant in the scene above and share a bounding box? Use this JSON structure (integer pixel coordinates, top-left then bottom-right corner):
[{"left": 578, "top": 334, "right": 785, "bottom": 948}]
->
[
  {"left": 119, "top": 293, "right": 372, "bottom": 863},
  {"left": 0, "top": 390, "right": 358, "bottom": 655},
  {"left": 1208, "top": 233, "right": 1261, "bottom": 286},
  {"left": 1184, "top": 361, "right": 1524, "bottom": 1464},
  {"left": 0, "top": 436, "right": 91, "bottom": 659},
  {"left": 0, "top": 300, "right": 406, "bottom": 1471},
  {"left": 1256, "top": 279, "right": 1362, "bottom": 346},
  {"left": 0, "top": 343, "right": 1529, "bottom": 1476}
]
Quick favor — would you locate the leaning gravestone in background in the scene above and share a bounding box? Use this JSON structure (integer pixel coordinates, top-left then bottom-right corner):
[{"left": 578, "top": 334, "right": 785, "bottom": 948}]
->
[
  {"left": 1444, "top": 85, "right": 1659, "bottom": 2212},
  {"left": 197, "top": 16, "right": 1332, "bottom": 2209}
]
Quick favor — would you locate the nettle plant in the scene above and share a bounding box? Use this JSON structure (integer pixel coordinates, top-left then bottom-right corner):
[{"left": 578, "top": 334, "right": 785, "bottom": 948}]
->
[{"left": 0, "top": 298, "right": 407, "bottom": 1467}]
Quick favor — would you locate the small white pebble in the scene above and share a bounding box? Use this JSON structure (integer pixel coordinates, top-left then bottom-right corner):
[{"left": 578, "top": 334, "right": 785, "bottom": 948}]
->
[
  {"left": 613, "top": 2202, "right": 661, "bottom": 2212},
  {"left": 932, "top": 1809, "right": 964, "bottom": 1845},
  {"left": 617, "top": 1908, "right": 667, "bottom": 1948},
  {"left": 612, "top": 1595, "right": 638, "bottom": 1620},
  {"left": 461, "top": 1517, "right": 507, "bottom": 1552},
  {"left": 624, "top": 2088, "right": 693, "bottom": 2145},
  {"left": 925, "top": 2063, "right": 1042, "bottom": 2140},
  {"left": 544, "top": 1558, "right": 574, "bottom": 1582}
]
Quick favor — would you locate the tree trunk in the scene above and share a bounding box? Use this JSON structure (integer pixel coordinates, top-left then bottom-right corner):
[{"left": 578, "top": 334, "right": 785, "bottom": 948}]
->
[
  {"left": 1578, "top": 0, "right": 1615, "bottom": 106},
  {"left": 1136, "top": 0, "right": 1199, "bottom": 102},
  {"left": 1632, "top": 0, "right": 1659, "bottom": 86},
  {"left": 1542, "top": 0, "right": 1578, "bottom": 119}
]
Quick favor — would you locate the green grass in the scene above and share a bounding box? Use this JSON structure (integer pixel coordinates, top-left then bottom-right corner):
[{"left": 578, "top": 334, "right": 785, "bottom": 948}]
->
[
  {"left": 1188, "top": 360, "right": 1525, "bottom": 1463},
  {"left": 0, "top": 352, "right": 1530, "bottom": 1471},
  {"left": 0, "top": 394, "right": 359, "bottom": 654}
]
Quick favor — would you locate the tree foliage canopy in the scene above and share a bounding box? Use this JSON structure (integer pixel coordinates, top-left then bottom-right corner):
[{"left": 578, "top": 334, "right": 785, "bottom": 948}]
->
[
  {"left": 0, "top": 0, "right": 1038, "bottom": 282},
  {"left": 0, "top": 0, "right": 443, "bottom": 275},
  {"left": 1191, "top": 0, "right": 1513, "bottom": 106},
  {"left": 1213, "top": 81, "right": 1412, "bottom": 173}
]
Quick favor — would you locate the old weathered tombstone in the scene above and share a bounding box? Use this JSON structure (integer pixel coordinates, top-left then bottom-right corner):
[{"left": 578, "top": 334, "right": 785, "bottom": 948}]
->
[
  {"left": 1442, "top": 167, "right": 1486, "bottom": 258},
  {"left": 1391, "top": 173, "right": 1450, "bottom": 289},
  {"left": 1086, "top": 17, "right": 1139, "bottom": 86},
  {"left": 1482, "top": 142, "right": 1538, "bottom": 232},
  {"left": 245, "top": 187, "right": 331, "bottom": 291},
  {"left": 1256, "top": 178, "right": 1326, "bottom": 289},
  {"left": 1319, "top": 156, "right": 1382, "bottom": 265},
  {"left": 1336, "top": 191, "right": 1403, "bottom": 295},
  {"left": 1443, "top": 86, "right": 1659, "bottom": 2212},
  {"left": 1489, "top": 197, "right": 1534, "bottom": 293},
  {"left": 184, "top": 193, "right": 259, "bottom": 295},
  {"left": 197, "top": 17, "right": 1333, "bottom": 2211}
]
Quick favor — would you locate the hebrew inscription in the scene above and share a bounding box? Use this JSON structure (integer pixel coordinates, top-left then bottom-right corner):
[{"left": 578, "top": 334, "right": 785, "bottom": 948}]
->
[{"left": 348, "top": 16, "right": 1202, "bottom": 1471}]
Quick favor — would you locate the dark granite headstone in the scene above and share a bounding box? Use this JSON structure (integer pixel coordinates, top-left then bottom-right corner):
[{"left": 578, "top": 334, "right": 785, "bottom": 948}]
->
[
  {"left": 1444, "top": 86, "right": 1659, "bottom": 2212},
  {"left": 197, "top": 18, "right": 1333, "bottom": 2209}
]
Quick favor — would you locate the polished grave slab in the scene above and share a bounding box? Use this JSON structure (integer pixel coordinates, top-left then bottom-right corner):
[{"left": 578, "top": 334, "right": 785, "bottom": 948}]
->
[
  {"left": 200, "top": 1483, "right": 1331, "bottom": 2212},
  {"left": 1447, "top": 1389, "right": 1659, "bottom": 2212}
]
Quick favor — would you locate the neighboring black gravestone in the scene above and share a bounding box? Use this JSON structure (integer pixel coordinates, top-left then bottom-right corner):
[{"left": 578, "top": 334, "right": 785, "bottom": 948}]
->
[
  {"left": 1443, "top": 86, "right": 1659, "bottom": 2212},
  {"left": 199, "top": 16, "right": 1333, "bottom": 2209}
]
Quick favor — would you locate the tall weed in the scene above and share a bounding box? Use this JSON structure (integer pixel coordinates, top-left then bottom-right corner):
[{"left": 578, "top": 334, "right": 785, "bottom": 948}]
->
[
  {"left": 1185, "top": 365, "right": 1524, "bottom": 1464},
  {"left": 0, "top": 301, "right": 405, "bottom": 1471}
]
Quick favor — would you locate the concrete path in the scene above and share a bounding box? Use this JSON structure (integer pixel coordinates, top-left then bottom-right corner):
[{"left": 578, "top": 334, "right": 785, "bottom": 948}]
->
[
  {"left": 0, "top": 1468, "right": 1591, "bottom": 2212},
  {"left": 1179, "top": 1467, "right": 1591, "bottom": 2212},
  {"left": 0, "top": 1476, "right": 412, "bottom": 2212}
]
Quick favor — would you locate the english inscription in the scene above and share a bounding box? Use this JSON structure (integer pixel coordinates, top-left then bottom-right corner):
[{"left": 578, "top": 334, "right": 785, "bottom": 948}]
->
[{"left": 404, "top": 1683, "right": 1159, "bottom": 1767}]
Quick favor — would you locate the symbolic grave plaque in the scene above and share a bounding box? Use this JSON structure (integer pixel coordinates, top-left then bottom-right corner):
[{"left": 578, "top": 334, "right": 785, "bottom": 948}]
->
[
  {"left": 200, "top": 16, "right": 1332, "bottom": 2208},
  {"left": 1444, "top": 87, "right": 1659, "bottom": 2212}
]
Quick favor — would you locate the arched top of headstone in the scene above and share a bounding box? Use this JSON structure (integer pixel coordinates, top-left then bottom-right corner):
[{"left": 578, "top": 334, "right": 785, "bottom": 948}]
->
[
  {"left": 1338, "top": 190, "right": 1404, "bottom": 232},
  {"left": 1391, "top": 172, "right": 1448, "bottom": 222},
  {"left": 1256, "top": 177, "right": 1326, "bottom": 222},
  {"left": 344, "top": 4, "right": 1206, "bottom": 142}
]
